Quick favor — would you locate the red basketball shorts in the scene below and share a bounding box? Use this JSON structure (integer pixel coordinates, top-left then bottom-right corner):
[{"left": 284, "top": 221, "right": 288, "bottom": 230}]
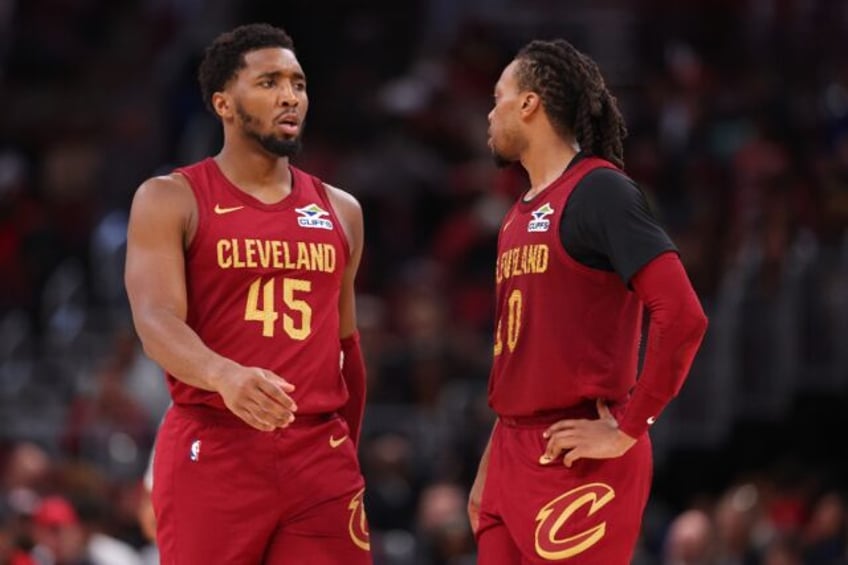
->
[
  {"left": 152, "top": 404, "right": 371, "bottom": 564},
  {"left": 477, "top": 405, "right": 652, "bottom": 564}
]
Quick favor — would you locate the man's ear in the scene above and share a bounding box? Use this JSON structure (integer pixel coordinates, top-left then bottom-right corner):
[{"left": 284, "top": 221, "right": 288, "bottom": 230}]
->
[
  {"left": 520, "top": 92, "right": 541, "bottom": 117},
  {"left": 212, "top": 92, "right": 232, "bottom": 119}
]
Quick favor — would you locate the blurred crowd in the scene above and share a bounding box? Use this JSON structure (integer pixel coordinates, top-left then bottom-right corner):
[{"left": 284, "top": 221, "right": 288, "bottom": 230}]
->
[{"left": 1, "top": 0, "right": 847, "bottom": 563}]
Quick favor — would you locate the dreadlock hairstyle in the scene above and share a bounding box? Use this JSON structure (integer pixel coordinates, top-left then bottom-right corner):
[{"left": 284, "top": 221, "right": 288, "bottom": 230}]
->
[
  {"left": 198, "top": 23, "right": 295, "bottom": 114},
  {"left": 515, "top": 39, "right": 627, "bottom": 168}
]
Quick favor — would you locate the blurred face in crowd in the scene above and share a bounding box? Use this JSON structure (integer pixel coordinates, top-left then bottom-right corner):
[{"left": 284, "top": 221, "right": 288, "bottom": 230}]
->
[
  {"left": 33, "top": 521, "right": 87, "bottom": 563},
  {"left": 214, "top": 47, "right": 308, "bottom": 157},
  {"left": 488, "top": 60, "right": 532, "bottom": 167}
]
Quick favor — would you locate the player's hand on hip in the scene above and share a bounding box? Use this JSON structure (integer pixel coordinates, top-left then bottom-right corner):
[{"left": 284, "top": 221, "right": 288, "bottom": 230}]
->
[
  {"left": 539, "top": 399, "right": 636, "bottom": 468},
  {"left": 216, "top": 367, "right": 298, "bottom": 431}
]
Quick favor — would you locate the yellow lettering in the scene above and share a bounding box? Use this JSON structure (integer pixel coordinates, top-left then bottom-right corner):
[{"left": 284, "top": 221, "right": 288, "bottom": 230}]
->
[
  {"left": 507, "top": 289, "right": 522, "bottom": 352},
  {"left": 325, "top": 244, "right": 336, "bottom": 273},
  {"left": 527, "top": 245, "right": 537, "bottom": 273},
  {"left": 495, "top": 244, "right": 550, "bottom": 280},
  {"left": 494, "top": 319, "right": 503, "bottom": 356},
  {"left": 244, "top": 277, "right": 278, "bottom": 337},
  {"left": 296, "top": 242, "right": 310, "bottom": 270},
  {"left": 309, "top": 243, "right": 323, "bottom": 272},
  {"left": 283, "top": 278, "right": 312, "bottom": 340},
  {"left": 272, "top": 241, "right": 283, "bottom": 268},
  {"left": 513, "top": 247, "right": 524, "bottom": 277},
  {"left": 537, "top": 244, "right": 549, "bottom": 273},
  {"left": 283, "top": 242, "right": 296, "bottom": 269},
  {"left": 232, "top": 239, "right": 245, "bottom": 268},
  {"left": 217, "top": 239, "right": 232, "bottom": 269},
  {"left": 245, "top": 239, "right": 258, "bottom": 268},
  {"left": 219, "top": 240, "right": 341, "bottom": 272},
  {"left": 256, "top": 240, "right": 271, "bottom": 268}
]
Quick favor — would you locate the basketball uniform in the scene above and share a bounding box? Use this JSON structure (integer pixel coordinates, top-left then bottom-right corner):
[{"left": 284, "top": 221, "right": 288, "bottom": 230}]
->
[
  {"left": 152, "top": 158, "right": 371, "bottom": 564},
  {"left": 478, "top": 157, "right": 652, "bottom": 564}
]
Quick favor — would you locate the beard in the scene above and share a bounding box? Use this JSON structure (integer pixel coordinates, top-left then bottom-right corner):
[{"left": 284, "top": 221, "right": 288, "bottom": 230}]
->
[
  {"left": 489, "top": 131, "right": 519, "bottom": 168},
  {"left": 492, "top": 150, "right": 513, "bottom": 168},
  {"left": 237, "top": 104, "right": 303, "bottom": 158}
]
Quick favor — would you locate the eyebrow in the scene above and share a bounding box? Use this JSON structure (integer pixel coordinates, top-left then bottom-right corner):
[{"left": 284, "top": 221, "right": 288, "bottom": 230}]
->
[{"left": 255, "top": 70, "right": 306, "bottom": 81}]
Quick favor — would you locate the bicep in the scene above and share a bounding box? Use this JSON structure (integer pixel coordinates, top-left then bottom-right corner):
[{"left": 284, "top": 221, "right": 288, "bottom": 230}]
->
[
  {"left": 606, "top": 192, "right": 677, "bottom": 284},
  {"left": 125, "top": 179, "right": 191, "bottom": 324}
]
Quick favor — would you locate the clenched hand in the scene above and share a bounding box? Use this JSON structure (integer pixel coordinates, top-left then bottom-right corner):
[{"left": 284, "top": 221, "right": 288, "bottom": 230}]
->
[{"left": 215, "top": 366, "right": 297, "bottom": 431}]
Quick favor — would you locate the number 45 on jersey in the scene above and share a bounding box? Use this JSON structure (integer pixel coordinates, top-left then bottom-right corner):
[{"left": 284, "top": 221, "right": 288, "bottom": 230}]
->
[{"left": 244, "top": 276, "right": 312, "bottom": 340}]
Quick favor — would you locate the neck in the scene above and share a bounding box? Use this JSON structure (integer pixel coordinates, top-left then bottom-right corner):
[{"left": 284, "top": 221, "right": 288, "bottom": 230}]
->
[
  {"left": 215, "top": 137, "right": 292, "bottom": 196},
  {"left": 520, "top": 133, "right": 578, "bottom": 199}
]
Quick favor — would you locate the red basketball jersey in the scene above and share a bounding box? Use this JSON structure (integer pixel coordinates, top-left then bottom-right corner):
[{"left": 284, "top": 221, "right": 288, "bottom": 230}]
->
[
  {"left": 489, "top": 157, "right": 643, "bottom": 417},
  {"left": 170, "top": 158, "right": 349, "bottom": 414}
]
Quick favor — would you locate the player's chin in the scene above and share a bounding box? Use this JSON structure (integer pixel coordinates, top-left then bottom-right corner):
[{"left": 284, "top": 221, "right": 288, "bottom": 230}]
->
[
  {"left": 272, "top": 130, "right": 301, "bottom": 142},
  {"left": 492, "top": 149, "right": 514, "bottom": 169}
]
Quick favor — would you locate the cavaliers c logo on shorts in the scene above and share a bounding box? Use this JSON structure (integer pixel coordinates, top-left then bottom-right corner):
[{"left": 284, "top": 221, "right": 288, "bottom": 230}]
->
[
  {"left": 534, "top": 482, "right": 616, "bottom": 560},
  {"left": 347, "top": 488, "right": 370, "bottom": 551}
]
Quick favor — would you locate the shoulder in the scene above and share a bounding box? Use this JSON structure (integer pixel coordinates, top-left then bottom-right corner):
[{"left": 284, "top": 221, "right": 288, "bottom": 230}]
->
[
  {"left": 567, "top": 167, "right": 647, "bottom": 219},
  {"left": 130, "top": 173, "right": 196, "bottom": 227},
  {"left": 572, "top": 167, "right": 640, "bottom": 204},
  {"left": 322, "top": 182, "right": 363, "bottom": 222},
  {"left": 134, "top": 173, "right": 194, "bottom": 205}
]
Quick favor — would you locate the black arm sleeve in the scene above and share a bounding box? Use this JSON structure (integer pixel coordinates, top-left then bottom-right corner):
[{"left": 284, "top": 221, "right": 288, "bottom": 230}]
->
[{"left": 560, "top": 168, "right": 677, "bottom": 284}]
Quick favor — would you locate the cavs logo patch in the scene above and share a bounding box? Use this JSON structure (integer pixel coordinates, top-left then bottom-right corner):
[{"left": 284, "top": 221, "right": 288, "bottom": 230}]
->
[
  {"left": 295, "top": 203, "right": 333, "bottom": 230},
  {"left": 534, "top": 483, "right": 615, "bottom": 560},
  {"left": 528, "top": 202, "right": 555, "bottom": 232},
  {"left": 347, "top": 488, "right": 370, "bottom": 551}
]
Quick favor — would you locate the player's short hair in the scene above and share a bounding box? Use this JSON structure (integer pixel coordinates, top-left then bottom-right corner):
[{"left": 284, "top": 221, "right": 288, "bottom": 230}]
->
[
  {"left": 515, "top": 39, "right": 627, "bottom": 168},
  {"left": 198, "top": 23, "right": 295, "bottom": 113}
]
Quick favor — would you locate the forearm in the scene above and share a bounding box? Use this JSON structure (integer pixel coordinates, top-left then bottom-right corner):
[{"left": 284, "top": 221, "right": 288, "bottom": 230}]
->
[
  {"left": 339, "top": 331, "right": 366, "bottom": 444},
  {"left": 133, "top": 308, "right": 237, "bottom": 393},
  {"left": 619, "top": 252, "right": 708, "bottom": 437}
]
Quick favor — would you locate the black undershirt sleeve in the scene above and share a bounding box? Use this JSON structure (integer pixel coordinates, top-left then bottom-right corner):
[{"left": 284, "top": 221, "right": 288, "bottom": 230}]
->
[{"left": 560, "top": 168, "right": 677, "bottom": 284}]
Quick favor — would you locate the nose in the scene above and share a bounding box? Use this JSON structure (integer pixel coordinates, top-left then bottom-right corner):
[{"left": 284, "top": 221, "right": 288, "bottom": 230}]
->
[{"left": 278, "top": 82, "right": 299, "bottom": 107}]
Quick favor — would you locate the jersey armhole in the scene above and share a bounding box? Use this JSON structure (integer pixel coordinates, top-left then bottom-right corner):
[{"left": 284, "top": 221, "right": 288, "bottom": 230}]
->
[
  {"left": 552, "top": 164, "right": 621, "bottom": 281},
  {"left": 172, "top": 170, "right": 205, "bottom": 261},
  {"left": 311, "top": 176, "right": 352, "bottom": 260}
]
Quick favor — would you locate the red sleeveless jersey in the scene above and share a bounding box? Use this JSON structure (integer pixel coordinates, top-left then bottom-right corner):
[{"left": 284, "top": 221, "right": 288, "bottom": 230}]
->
[
  {"left": 489, "top": 157, "right": 643, "bottom": 417},
  {"left": 170, "top": 158, "right": 349, "bottom": 414}
]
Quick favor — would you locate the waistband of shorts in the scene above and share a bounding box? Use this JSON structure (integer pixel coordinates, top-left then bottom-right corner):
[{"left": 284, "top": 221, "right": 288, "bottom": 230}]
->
[
  {"left": 172, "top": 403, "right": 337, "bottom": 428},
  {"left": 497, "top": 398, "right": 626, "bottom": 428}
]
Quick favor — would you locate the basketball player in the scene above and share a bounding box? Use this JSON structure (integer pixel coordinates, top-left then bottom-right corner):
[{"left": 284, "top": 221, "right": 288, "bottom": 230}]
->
[
  {"left": 468, "top": 39, "right": 709, "bottom": 564},
  {"left": 125, "top": 23, "right": 370, "bottom": 564}
]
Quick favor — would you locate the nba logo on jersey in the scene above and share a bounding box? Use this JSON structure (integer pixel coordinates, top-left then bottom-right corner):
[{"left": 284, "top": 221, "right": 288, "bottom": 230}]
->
[
  {"left": 528, "top": 202, "right": 555, "bottom": 232},
  {"left": 295, "top": 203, "right": 333, "bottom": 230},
  {"left": 190, "top": 439, "right": 201, "bottom": 462}
]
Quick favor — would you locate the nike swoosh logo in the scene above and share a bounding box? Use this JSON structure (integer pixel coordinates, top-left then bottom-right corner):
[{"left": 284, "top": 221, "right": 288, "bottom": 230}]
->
[
  {"left": 214, "top": 204, "right": 245, "bottom": 215},
  {"left": 329, "top": 435, "right": 348, "bottom": 448}
]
